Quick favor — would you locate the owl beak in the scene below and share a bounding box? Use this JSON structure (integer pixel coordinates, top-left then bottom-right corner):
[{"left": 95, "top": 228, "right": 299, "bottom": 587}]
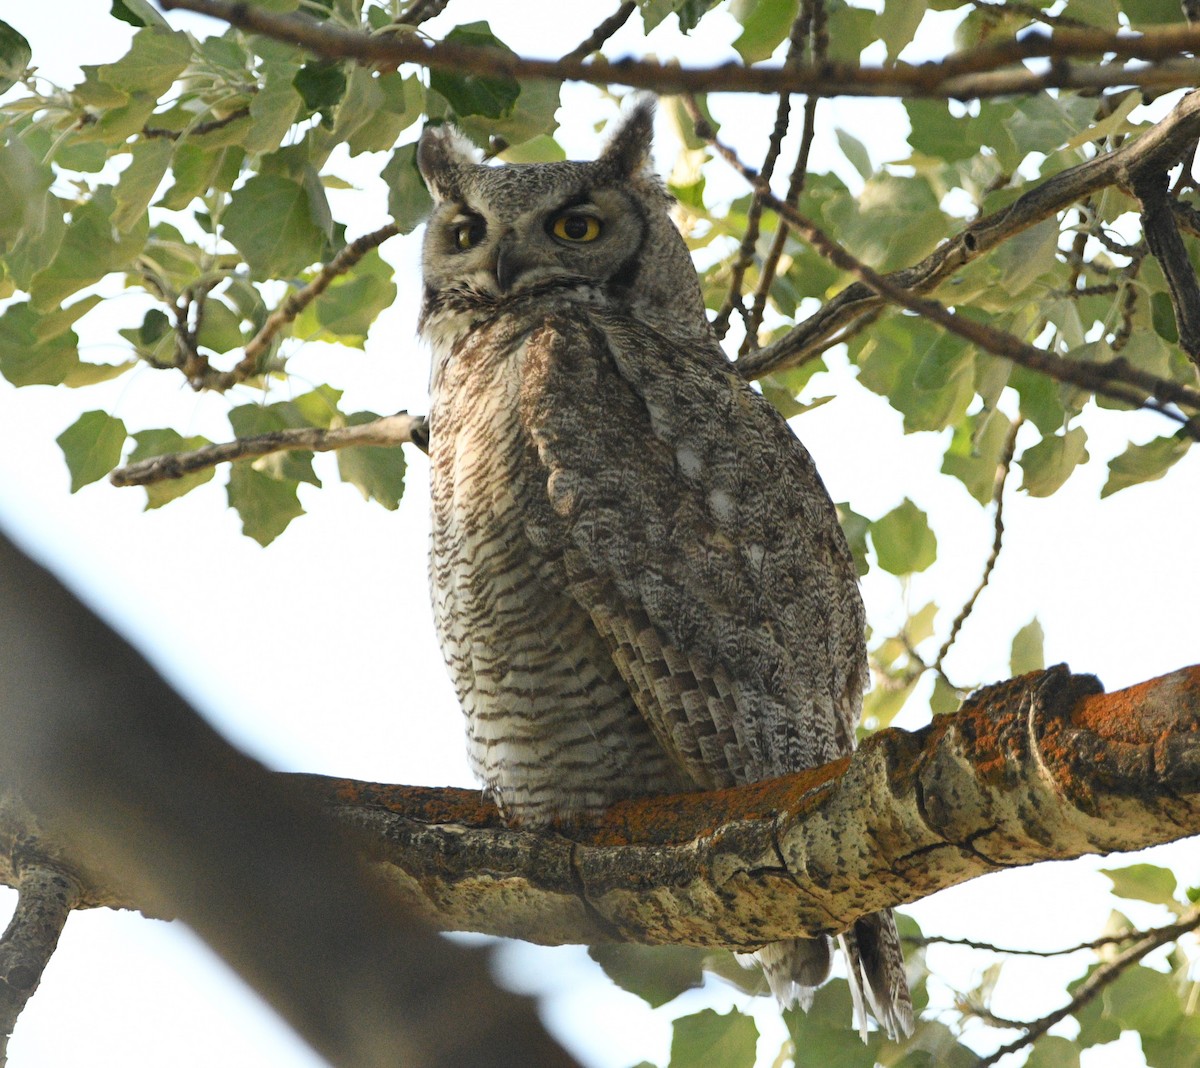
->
[{"left": 494, "top": 232, "right": 533, "bottom": 293}]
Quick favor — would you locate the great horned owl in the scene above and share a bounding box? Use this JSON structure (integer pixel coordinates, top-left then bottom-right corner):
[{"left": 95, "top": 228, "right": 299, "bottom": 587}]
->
[{"left": 416, "top": 100, "right": 913, "bottom": 1040}]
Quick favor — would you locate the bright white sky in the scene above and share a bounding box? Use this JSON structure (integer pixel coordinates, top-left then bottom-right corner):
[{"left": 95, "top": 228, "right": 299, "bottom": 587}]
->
[{"left": 1, "top": 3, "right": 1198, "bottom": 1067}]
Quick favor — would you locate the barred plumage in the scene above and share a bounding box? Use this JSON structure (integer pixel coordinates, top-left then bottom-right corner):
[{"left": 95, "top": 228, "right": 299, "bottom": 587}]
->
[{"left": 416, "top": 99, "right": 913, "bottom": 1040}]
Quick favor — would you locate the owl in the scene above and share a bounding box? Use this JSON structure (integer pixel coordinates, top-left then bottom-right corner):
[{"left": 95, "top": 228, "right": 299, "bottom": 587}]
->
[{"left": 415, "top": 99, "right": 913, "bottom": 1040}]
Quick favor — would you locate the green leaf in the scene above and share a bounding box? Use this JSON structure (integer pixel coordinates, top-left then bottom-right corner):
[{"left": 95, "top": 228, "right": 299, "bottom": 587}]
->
[
  {"left": 128, "top": 428, "right": 215, "bottom": 508},
  {"left": 293, "top": 248, "right": 396, "bottom": 347},
  {"left": 62, "top": 359, "right": 136, "bottom": 388},
  {"left": 85, "top": 26, "right": 190, "bottom": 100},
  {"left": 227, "top": 462, "right": 304, "bottom": 546},
  {"left": 227, "top": 399, "right": 321, "bottom": 486},
  {"left": 246, "top": 58, "right": 302, "bottom": 154},
  {"left": 1009, "top": 618, "right": 1044, "bottom": 675},
  {"left": 293, "top": 59, "right": 347, "bottom": 119},
  {"left": 382, "top": 141, "right": 433, "bottom": 234},
  {"left": 862, "top": 676, "right": 917, "bottom": 730},
  {"left": 835, "top": 128, "right": 872, "bottom": 180},
  {"left": 1023, "top": 1035, "right": 1080, "bottom": 1068},
  {"left": 930, "top": 674, "right": 963, "bottom": 715},
  {"left": 0, "top": 19, "right": 32, "bottom": 95},
  {"left": 669, "top": 1009, "right": 758, "bottom": 1068},
  {"left": 855, "top": 318, "right": 974, "bottom": 433},
  {"left": 0, "top": 302, "right": 80, "bottom": 386},
  {"left": 223, "top": 174, "right": 327, "bottom": 277},
  {"left": 1102, "top": 863, "right": 1179, "bottom": 908},
  {"left": 195, "top": 298, "right": 245, "bottom": 353},
  {"left": 941, "top": 410, "right": 1013, "bottom": 505},
  {"left": 822, "top": 3, "right": 876, "bottom": 63},
  {"left": 1102, "top": 434, "right": 1190, "bottom": 497},
  {"left": 877, "top": 0, "right": 927, "bottom": 61},
  {"left": 28, "top": 187, "right": 148, "bottom": 310},
  {"left": 1018, "top": 427, "right": 1088, "bottom": 497},
  {"left": 871, "top": 498, "right": 937, "bottom": 575},
  {"left": 428, "top": 23, "right": 520, "bottom": 119},
  {"left": 337, "top": 412, "right": 407, "bottom": 510},
  {"left": 0, "top": 135, "right": 54, "bottom": 251},
  {"left": 113, "top": 138, "right": 174, "bottom": 231},
  {"left": 732, "top": 0, "right": 799, "bottom": 64},
  {"left": 587, "top": 944, "right": 707, "bottom": 1008},
  {"left": 110, "top": 0, "right": 171, "bottom": 28},
  {"left": 56, "top": 411, "right": 127, "bottom": 492},
  {"left": 345, "top": 72, "right": 422, "bottom": 155}
]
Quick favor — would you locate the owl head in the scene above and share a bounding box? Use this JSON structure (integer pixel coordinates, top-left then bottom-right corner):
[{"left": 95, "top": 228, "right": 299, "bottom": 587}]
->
[{"left": 415, "top": 99, "right": 711, "bottom": 346}]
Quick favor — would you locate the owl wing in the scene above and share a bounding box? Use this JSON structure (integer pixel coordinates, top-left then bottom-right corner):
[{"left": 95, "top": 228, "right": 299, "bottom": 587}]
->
[{"left": 517, "top": 312, "right": 867, "bottom": 787}]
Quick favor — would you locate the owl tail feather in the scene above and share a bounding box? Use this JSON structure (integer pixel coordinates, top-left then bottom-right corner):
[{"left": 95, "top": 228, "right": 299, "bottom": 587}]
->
[{"left": 736, "top": 911, "right": 914, "bottom": 1043}]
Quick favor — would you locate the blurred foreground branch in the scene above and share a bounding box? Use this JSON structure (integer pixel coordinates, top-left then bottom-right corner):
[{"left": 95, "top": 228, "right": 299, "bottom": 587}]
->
[{"left": 0, "top": 529, "right": 577, "bottom": 1068}]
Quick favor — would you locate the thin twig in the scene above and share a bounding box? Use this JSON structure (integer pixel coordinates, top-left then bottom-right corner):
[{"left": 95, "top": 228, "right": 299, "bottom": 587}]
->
[
  {"left": 186, "top": 222, "right": 400, "bottom": 392},
  {"left": 562, "top": 2, "right": 636, "bottom": 62},
  {"left": 935, "top": 416, "right": 1022, "bottom": 670},
  {"left": 976, "top": 904, "right": 1200, "bottom": 1067},
  {"left": 157, "top": 0, "right": 1200, "bottom": 100},
  {"left": 109, "top": 413, "right": 427, "bottom": 488},
  {"left": 711, "top": 3, "right": 815, "bottom": 341},
  {"left": 906, "top": 924, "right": 1149, "bottom": 957}
]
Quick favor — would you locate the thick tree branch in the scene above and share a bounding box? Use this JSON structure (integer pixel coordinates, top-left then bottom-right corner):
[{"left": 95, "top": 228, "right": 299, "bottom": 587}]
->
[
  {"left": 0, "top": 529, "right": 577, "bottom": 1068},
  {"left": 157, "top": 0, "right": 1200, "bottom": 99},
  {"left": 1133, "top": 167, "right": 1200, "bottom": 364},
  {"left": 108, "top": 412, "right": 428, "bottom": 488},
  {"left": 8, "top": 664, "right": 1198, "bottom": 954},
  {"left": 739, "top": 89, "right": 1200, "bottom": 378}
]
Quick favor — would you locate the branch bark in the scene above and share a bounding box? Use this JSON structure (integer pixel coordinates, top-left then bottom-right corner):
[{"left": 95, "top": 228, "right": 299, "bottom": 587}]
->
[
  {"left": 108, "top": 412, "right": 428, "bottom": 488},
  {"left": 8, "top": 663, "right": 1198, "bottom": 954},
  {"left": 157, "top": 0, "right": 1200, "bottom": 99}
]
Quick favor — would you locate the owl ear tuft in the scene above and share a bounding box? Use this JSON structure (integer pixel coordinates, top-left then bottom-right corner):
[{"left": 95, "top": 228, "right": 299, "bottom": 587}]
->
[
  {"left": 600, "top": 97, "right": 655, "bottom": 177},
  {"left": 417, "top": 123, "right": 481, "bottom": 201}
]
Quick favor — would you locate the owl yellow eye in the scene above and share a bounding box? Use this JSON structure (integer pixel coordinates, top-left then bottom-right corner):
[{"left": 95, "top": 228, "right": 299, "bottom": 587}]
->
[
  {"left": 452, "top": 217, "right": 486, "bottom": 251},
  {"left": 551, "top": 214, "right": 602, "bottom": 243}
]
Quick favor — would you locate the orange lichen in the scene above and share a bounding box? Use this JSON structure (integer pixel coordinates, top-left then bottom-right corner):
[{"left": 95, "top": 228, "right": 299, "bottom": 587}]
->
[{"left": 1073, "top": 666, "right": 1200, "bottom": 743}]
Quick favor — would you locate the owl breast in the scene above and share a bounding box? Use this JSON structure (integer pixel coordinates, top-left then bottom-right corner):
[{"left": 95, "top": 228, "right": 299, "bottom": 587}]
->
[{"left": 427, "top": 304, "right": 689, "bottom": 824}]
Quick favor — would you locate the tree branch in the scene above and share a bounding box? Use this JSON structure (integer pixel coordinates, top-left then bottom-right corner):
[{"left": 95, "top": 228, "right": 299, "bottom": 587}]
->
[
  {"left": 182, "top": 222, "right": 401, "bottom": 392},
  {"left": 688, "top": 102, "right": 1200, "bottom": 436},
  {"left": 108, "top": 413, "right": 427, "bottom": 488},
  {"left": 155, "top": 0, "right": 1200, "bottom": 100},
  {"left": 0, "top": 866, "right": 80, "bottom": 1062},
  {"left": 0, "top": 529, "right": 577, "bottom": 1068},
  {"left": 738, "top": 90, "right": 1200, "bottom": 379},
  {"left": 8, "top": 663, "right": 1198, "bottom": 953}
]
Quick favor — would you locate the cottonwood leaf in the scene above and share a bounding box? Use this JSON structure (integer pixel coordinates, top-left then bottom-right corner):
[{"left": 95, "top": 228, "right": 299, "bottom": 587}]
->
[
  {"left": 223, "top": 174, "right": 326, "bottom": 277},
  {"left": 57, "top": 410, "right": 127, "bottom": 492},
  {"left": 1102, "top": 435, "right": 1190, "bottom": 497},
  {"left": 227, "top": 462, "right": 304, "bottom": 546},
  {"left": 871, "top": 498, "right": 937, "bottom": 575},
  {"left": 587, "top": 944, "right": 707, "bottom": 1008},
  {"left": 1102, "top": 863, "right": 1179, "bottom": 908},
  {"left": 0, "top": 20, "right": 31, "bottom": 95},
  {"left": 669, "top": 1009, "right": 757, "bottom": 1068},
  {"left": 337, "top": 412, "right": 407, "bottom": 510},
  {"left": 1009, "top": 618, "right": 1044, "bottom": 675}
]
